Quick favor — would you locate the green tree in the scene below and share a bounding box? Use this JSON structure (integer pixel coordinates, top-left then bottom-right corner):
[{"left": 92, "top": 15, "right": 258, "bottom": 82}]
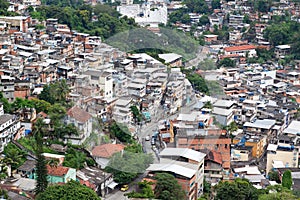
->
[
  {"left": 226, "top": 121, "right": 238, "bottom": 137},
  {"left": 105, "top": 151, "right": 153, "bottom": 184},
  {"left": 33, "top": 118, "right": 48, "bottom": 194},
  {"left": 259, "top": 192, "right": 298, "bottom": 200},
  {"left": 211, "top": 0, "right": 221, "bottom": 10},
  {"left": 268, "top": 171, "right": 280, "bottom": 183},
  {"left": 35, "top": 180, "right": 101, "bottom": 200},
  {"left": 130, "top": 105, "right": 142, "bottom": 123},
  {"left": 154, "top": 173, "right": 186, "bottom": 200},
  {"left": 3, "top": 143, "right": 26, "bottom": 171},
  {"left": 0, "top": 189, "right": 9, "bottom": 199},
  {"left": 0, "top": 92, "right": 11, "bottom": 113},
  {"left": 181, "top": 68, "right": 209, "bottom": 94},
  {"left": 198, "top": 15, "right": 210, "bottom": 26},
  {"left": 214, "top": 178, "right": 259, "bottom": 200},
  {"left": 109, "top": 122, "right": 133, "bottom": 144},
  {"left": 218, "top": 58, "right": 236, "bottom": 68},
  {"left": 259, "top": 185, "right": 298, "bottom": 200},
  {"left": 63, "top": 147, "right": 87, "bottom": 169},
  {"left": 126, "top": 180, "right": 155, "bottom": 198},
  {"left": 282, "top": 170, "right": 293, "bottom": 190},
  {"left": 184, "top": 0, "right": 209, "bottom": 14}
]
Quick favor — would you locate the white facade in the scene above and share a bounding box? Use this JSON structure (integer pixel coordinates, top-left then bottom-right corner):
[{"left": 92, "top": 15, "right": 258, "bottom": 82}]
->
[
  {"left": 117, "top": 3, "right": 168, "bottom": 26},
  {"left": 0, "top": 104, "right": 21, "bottom": 152}
]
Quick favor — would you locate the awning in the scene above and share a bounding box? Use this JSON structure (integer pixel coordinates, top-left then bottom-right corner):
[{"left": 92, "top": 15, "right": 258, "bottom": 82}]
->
[{"left": 107, "top": 181, "right": 118, "bottom": 189}]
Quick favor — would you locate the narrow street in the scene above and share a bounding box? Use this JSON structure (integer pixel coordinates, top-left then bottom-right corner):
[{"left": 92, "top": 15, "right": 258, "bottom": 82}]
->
[{"left": 103, "top": 97, "right": 197, "bottom": 200}]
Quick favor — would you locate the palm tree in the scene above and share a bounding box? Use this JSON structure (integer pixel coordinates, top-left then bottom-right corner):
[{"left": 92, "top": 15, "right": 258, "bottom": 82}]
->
[
  {"left": 47, "top": 159, "right": 59, "bottom": 168},
  {"left": 55, "top": 79, "right": 70, "bottom": 103}
]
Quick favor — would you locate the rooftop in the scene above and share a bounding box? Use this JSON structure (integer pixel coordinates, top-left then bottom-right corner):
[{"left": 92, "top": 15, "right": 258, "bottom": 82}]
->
[
  {"left": 244, "top": 119, "right": 276, "bottom": 130},
  {"left": 159, "top": 148, "right": 206, "bottom": 163},
  {"left": 91, "top": 144, "right": 125, "bottom": 158},
  {"left": 283, "top": 121, "right": 300, "bottom": 135},
  {"left": 67, "top": 106, "right": 92, "bottom": 123},
  {"left": 147, "top": 163, "right": 196, "bottom": 178}
]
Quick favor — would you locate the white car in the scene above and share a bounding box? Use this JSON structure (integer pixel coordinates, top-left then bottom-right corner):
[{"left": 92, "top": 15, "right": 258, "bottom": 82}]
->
[{"left": 145, "top": 135, "right": 150, "bottom": 141}]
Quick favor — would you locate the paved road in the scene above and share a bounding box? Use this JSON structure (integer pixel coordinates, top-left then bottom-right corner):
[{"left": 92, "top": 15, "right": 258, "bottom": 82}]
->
[{"left": 104, "top": 98, "right": 197, "bottom": 200}]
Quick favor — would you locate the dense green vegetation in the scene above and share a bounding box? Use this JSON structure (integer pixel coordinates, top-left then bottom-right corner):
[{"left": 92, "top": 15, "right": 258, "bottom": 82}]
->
[
  {"left": 213, "top": 179, "right": 300, "bottom": 200},
  {"left": 218, "top": 57, "right": 236, "bottom": 68},
  {"left": 282, "top": 170, "right": 293, "bottom": 190},
  {"left": 214, "top": 178, "right": 260, "bottom": 200},
  {"left": 130, "top": 105, "right": 142, "bottom": 123},
  {"left": 29, "top": 3, "right": 136, "bottom": 39},
  {"left": 126, "top": 181, "right": 155, "bottom": 198},
  {"left": 181, "top": 68, "right": 209, "bottom": 94},
  {"left": 36, "top": 180, "right": 101, "bottom": 200},
  {"left": 109, "top": 121, "right": 133, "bottom": 144},
  {"left": 154, "top": 173, "right": 186, "bottom": 200},
  {"left": 18, "top": 136, "right": 95, "bottom": 169},
  {"left": 3, "top": 143, "right": 27, "bottom": 171},
  {"left": 0, "top": 0, "right": 18, "bottom": 16},
  {"left": 263, "top": 19, "right": 300, "bottom": 59},
  {"left": 105, "top": 143, "right": 153, "bottom": 184}
]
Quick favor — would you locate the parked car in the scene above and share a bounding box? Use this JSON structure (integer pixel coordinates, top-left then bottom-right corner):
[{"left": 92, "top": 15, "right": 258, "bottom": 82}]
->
[
  {"left": 145, "top": 135, "right": 150, "bottom": 141},
  {"left": 120, "top": 184, "right": 129, "bottom": 192}
]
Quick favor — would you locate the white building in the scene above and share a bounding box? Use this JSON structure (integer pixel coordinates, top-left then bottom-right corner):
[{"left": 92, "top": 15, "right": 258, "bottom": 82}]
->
[
  {"left": 117, "top": 3, "right": 168, "bottom": 26},
  {"left": 64, "top": 106, "right": 93, "bottom": 145},
  {"left": 112, "top": 98, "right": 132, "bottom": 124},
  {"left": 0, "top": 104, "right": 21, "bottom": 152}
]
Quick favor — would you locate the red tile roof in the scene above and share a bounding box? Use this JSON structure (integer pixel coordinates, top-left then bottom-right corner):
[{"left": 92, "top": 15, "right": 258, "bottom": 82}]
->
[
  {"left": 47, "top": 165, "right": 70, "bottom": 176},
  {"left": 203, "top": 149, "right": 223, "bottom": 165},
  {"left": 91, "top": 144, "right": 125, "bottom": 158},
  {"left": 224, "top": 45, "right": 256, "bottom": 52},
  {"left": 67, "top": 106, "right": 92, "bottom": 123}
]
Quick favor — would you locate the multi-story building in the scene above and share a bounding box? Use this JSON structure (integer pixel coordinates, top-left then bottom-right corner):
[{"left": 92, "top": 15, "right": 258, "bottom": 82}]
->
[
  {"left": 0, "top": 103, "right": 22, "bottom": 152},
  {"left": 0, "top": 75, "right": 15, "bottom": 102},
  {"left": 274, "top": 45, "right": 291, "bottom": 59},
  {"left": 64, "top": 106, "right": 93, "bottom": 145},
  {"left": 112, "top": 97, "right": 132, "bottom": 124},
  {"left": 266, "top": 143, "right": 299, "bottom": 174},
  {"left": 147, "top": 148, "right": 206, "bottom": 200}
]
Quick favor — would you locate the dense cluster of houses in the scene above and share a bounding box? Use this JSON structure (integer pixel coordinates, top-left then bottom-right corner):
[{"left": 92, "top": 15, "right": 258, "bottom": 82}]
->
[{"left": 1, "top": 0, "right": 300, "bottom": 199}]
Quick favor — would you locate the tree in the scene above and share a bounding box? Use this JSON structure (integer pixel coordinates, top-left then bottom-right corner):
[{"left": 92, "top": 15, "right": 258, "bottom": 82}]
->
[
  {"left": 218, "top": 58, "right": 236, "bottom": 68},
  {"left": 0, "top": 189, "right": 9, "bottom": 199},
  {"left": 105, "top": 150, "right": 153, "bottom": 184},
  {"left": 3, "top": 143, "right": 26, "bottom": 171},
  {"left": 35, "top": 180, "right": 101, "bottom": 200},
  {"left": 63, "top": 147, "right": 87, "bottom": 169},
  {"left": 214, "top": 178, "right": 259, "bottom": 200},
  {"left": 282, "top": 170, "right": 293, "bottom": 190},
  {"left": 198, "top": 15, "right": 210, "bottom": 26},
  {"left": 211, "top": 0, "right": 221, "bottom": 10},
  {"left": 184, "top": 0, "right": 209, "bottom": 14},
  {"left": 0, "top": 92, "right": 11, "bottom": 113},
  {"left": 130, "top": 105, "right": 142, "bottom": 123},
  {"left": 154, "top": 173, "right": 186, "bottom": 200},
  {"left": 259, "top": 185, "right": 298, "bottom": 200},
  {"left": 126, "top": 180, "right": 155, "bottom": 198},
  {"left": 268, "top": 171, "right": 280, "bottom": 183},
  {"left": 109, "top": 122, "right": 133, "bottom": 144},
  {"left": 226, "top": 121, "right": 238, "bottom": 137},
  {"left": 259, "top": 192, "right": 298, "bottom": 200},
  {"left": 33, "top": 118, "right": 48, "bottom": 194},
  {"left": 181, "top": 68, "right": 209, "bottom": 94}
]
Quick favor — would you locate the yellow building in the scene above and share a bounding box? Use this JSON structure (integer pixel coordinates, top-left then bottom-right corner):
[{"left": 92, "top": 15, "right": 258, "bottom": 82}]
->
[{"left": 232, "top": 134, "right": 266, "bottom": 158}]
